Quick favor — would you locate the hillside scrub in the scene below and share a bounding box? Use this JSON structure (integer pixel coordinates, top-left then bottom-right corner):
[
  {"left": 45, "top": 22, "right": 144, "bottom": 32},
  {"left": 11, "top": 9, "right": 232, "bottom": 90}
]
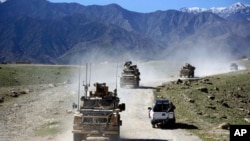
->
[
  {"left": 154, "top": 70, "right": 250, "bottom": 141},
  {"left": 0, "top": 64, "right": 79, "bottom": 87}
]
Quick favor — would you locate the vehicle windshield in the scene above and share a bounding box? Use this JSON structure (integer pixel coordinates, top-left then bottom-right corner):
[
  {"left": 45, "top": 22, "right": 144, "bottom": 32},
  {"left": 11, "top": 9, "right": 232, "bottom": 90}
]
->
[{"left": 153, "top": 103, "right": 169, "bottom": 112}]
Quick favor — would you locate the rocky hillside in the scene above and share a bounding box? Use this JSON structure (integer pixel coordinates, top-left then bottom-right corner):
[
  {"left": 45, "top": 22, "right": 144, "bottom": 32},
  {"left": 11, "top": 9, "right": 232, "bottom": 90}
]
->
[
  {"left": 0, "top": 0, "right": 250, "bottom": 64},
  {"left": 154, "top": 69, "right": 250, "bottom": 140}
]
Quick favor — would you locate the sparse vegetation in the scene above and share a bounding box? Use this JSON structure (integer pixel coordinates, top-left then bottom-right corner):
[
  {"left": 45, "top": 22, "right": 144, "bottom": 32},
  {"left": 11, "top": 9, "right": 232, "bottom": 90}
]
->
[
  {"left": 0, "top": 64, "right": 78, "bottom": 139},
  {"left": 0, "top": 64, "right": 78, "bottom": 87},
  {"left": 1, "top": 61, "right": 250, "bottom": 140},
  {"left": 154, "top": 69, "right": 250, "bottom": 141},
  {"left": 33, "top": 121, "right": 62, "bottom": 137}
]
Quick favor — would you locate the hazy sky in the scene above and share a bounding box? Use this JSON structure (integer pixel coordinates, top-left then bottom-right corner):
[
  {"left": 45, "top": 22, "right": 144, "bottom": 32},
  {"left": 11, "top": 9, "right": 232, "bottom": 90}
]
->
[{"left": 48, "top": 0, "right": 250, "bottom": 13}]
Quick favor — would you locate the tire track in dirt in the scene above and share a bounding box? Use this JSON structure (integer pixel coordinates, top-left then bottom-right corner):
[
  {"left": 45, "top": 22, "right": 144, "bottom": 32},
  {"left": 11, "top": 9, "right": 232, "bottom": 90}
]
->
[{"left": 118, "top": 82, "right": 201, "bottom": 141}]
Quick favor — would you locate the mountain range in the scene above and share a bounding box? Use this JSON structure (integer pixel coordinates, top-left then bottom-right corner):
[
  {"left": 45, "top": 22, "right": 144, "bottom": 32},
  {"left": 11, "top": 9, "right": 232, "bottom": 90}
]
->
[
  {"left": 180, "top": 2, "right": 250, "bottom": 21},
  {"left": 0, "top": 0, "right": 250, "bottom": 64}
]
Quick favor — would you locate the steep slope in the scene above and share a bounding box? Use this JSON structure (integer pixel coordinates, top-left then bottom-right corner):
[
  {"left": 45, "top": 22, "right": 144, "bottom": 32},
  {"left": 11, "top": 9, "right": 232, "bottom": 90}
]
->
[
  {"left": 0, "top": 0, "right": 250, "bottom": 64},
  {"left": 86, "top": 6, "right": 250, "bottom": 59},
  {"left": 0, "top": 0, "right": 160, "bottom": 64}
]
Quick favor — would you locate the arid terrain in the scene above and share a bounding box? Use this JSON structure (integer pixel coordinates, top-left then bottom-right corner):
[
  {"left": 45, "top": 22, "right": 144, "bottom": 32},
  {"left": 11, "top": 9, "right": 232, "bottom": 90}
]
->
[{"left": 0, "top": 60, "right": 250, "bottom": 141}]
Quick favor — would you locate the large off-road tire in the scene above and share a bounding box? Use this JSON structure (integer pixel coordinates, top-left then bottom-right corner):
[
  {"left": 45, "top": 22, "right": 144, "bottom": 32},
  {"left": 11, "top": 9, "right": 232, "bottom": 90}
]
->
[
  {"left": 136, "top": 83, "right": 139, "bottom": 88},
  {"left": 110, "top": 124, "right": 120, "bottom": 141},
  {"left": 169, "top": 118, "right": 176, "bottom": 126},
  {"left": 73, "top": 133, "right": 82, "bottom": 141},
  {"left": 110, "top": 135, "right": 120, "bottom": 141},
  {"left": 152, "top": 123, "right": 156, "bottom": 128}
]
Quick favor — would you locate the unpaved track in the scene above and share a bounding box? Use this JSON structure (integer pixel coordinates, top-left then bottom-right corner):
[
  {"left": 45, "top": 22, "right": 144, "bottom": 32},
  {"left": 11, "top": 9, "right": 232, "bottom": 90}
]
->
[
  {"left": 118, "top": 82, "right": 201, "bottom": 141},
  {"left": 0, "top": 62, "right": 202, "bottom": 141}
]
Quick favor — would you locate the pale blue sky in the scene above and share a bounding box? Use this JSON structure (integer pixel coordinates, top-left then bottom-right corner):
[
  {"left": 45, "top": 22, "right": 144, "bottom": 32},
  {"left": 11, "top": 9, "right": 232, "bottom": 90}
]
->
[{"left": 48, "top": 0, "right": 250, "bottom": 13}]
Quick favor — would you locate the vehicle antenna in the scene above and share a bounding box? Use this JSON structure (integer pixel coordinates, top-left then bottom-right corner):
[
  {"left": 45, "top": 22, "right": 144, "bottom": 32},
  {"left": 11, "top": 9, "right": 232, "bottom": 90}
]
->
[
  {"left": 115, "top": 63, "right": 118, "bottom": 96},
  {"left": 84, "top": 63, "right": 88, "bottom": 97},
  {"left": 77, "top": 59, "right": 82, "bottom": 111},
  {"left": 89, "top": 63, "right": 91, "bottom": 87}
]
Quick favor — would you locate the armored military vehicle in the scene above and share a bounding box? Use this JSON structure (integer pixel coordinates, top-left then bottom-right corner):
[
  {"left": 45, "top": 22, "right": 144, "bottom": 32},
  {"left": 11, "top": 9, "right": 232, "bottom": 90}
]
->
[
  {"left": 179, "top": 63, "right": 195, "bottom": 78},
  {"left": 72, "top": 82, "right": 125, "bottom": 141},
  {"left": 120, "top": 61, "right": 140, "bottom": 88},
  {"left": 230, "top": 63, "right": 238, "bottom": 71}
]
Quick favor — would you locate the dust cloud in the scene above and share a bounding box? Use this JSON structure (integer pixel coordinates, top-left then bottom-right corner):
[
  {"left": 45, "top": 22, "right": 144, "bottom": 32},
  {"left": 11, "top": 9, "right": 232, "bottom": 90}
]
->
[
  {"left": 68, "top": 32, "right": 243, "bottom": 80},
  {"left": 57, "top": 38, "right": 241, "bottom": 141},
  {"left": 162, "top": 38, "right": 241, "bottom": 77}
]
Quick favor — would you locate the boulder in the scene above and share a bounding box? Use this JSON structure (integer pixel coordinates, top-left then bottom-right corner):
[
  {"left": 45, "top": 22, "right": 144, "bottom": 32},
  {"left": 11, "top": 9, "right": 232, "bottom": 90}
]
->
[
  {"left": 176, "top": 79, "right": 183, "bottom": 84},
  {"left": 0, "top": 96, "right": 4, "bottom": 103},
  {"left": 217, "top": 122, "right": 230, "bottom": 130},
  {"left": 197, "top": 87, "right": 208, "bottom": 93}
]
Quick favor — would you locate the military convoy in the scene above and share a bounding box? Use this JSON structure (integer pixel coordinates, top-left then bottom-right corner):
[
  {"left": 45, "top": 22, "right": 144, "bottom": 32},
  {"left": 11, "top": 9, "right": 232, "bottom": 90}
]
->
[
  {"left": 72, "top": 82, "right": 125, "bottom": 141},
  {"left": 71, "top": 61, "right": 190, "bottom": 139},
  {"left": 120, "top": 61, "right": 140, "bottom": 88},
  {"left": 179, "top": 63, "right": 195, "bottom": 78}
]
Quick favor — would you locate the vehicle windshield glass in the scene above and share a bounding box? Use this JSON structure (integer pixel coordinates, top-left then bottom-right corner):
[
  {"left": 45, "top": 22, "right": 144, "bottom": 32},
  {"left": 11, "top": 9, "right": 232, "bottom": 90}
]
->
[{"left": 153, "top": 103, "right": 169, "bottom": 112}]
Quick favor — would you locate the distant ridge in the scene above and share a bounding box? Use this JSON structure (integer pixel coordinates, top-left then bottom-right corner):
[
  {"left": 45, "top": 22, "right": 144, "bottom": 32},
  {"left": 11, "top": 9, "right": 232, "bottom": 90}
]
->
[
  {"left": 180, "top": 2, "right": 250, "bottom": 21},
  {"left": 0, "top": 0, "right": 250, "bottom": 64}
]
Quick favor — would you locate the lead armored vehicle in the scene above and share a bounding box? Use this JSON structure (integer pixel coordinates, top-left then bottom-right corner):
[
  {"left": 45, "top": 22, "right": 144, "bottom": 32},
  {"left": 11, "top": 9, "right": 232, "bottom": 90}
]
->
[
  {"left": 179, "top": 63, "right": 195, "bottom": 78},
  {"left": 72, "top": 82, "right": 125, "bottom": 141},
  {"left": 120, "top": 61, "right": 140, "bottom": 88}
]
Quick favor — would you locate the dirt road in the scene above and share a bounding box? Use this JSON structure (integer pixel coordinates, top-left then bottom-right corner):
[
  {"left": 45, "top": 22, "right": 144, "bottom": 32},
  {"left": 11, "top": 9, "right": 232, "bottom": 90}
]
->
[
  {"left": 0, "top": 62, "right": 202, "bottom": 141},
  {"left": 118, "top": 82, "right": 201, "bottom": 141},
  {"left": 50, "top": 81, "right": 202, "bottom": 141}
]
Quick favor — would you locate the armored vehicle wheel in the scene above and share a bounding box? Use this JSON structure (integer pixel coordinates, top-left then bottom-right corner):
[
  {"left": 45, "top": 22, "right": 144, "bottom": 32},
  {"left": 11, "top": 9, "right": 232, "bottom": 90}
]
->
[
  {"left": 73, "top": 133, "right": 85, "bottom": 141},
  {"left": 110, "top": 135, "right": 119, "bottom": 141},
  {"left": 135, "top": 83, "right": 139, "bottom": 88},
  {"left": 152, "top": 123, "right": 156, "bottom": 128},
  {"left": 110, "top": 124, "right": 120, "bottom": 141}
]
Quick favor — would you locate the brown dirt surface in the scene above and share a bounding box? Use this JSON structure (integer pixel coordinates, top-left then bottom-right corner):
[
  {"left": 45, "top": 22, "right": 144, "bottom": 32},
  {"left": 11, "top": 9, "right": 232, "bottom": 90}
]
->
[
  {"left": 0, "top": 83, "right": 77, "bottom": 141},
  {"left": 1, "top": 60, "right": 249, "bottom": 141}
]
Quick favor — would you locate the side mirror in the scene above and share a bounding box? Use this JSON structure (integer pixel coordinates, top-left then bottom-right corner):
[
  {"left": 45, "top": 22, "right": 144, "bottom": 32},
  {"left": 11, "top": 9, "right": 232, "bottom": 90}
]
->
[
  {"left": 119, "top": 103, "right": 126, "bottom": 111},
  {"left": 148, "top": 107, "right": 152, "bottom": 110},
  {"left": 72, "top": 102, "right": 77, "bottom": 109}
]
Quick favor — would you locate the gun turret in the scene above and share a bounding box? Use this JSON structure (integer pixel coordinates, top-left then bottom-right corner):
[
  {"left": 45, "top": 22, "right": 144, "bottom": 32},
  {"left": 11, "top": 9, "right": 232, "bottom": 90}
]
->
[{"left": 92, "top": 83, "right": 109, "bottom": 97}]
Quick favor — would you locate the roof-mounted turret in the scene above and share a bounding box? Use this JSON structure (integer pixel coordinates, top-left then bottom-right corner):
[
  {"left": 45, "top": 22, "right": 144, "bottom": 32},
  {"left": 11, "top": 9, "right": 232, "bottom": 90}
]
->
[{"left": 92, "top": 83, "right": 109, "bottom": 97}]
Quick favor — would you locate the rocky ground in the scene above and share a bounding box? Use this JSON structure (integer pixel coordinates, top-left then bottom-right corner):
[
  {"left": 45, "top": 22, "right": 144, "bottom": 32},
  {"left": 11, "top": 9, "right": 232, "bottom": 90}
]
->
[
  {"left": 0, "top": 83, "right": 77, "bottom": 141},
  {"left": 154, "top": 70, "right": 250, "bottom": 140},
  {"left": 0, "top": 60, "right": 249, "bottom": 141},
  {"left": 0, "top": 81, "right": 202, "bottom": 141}
]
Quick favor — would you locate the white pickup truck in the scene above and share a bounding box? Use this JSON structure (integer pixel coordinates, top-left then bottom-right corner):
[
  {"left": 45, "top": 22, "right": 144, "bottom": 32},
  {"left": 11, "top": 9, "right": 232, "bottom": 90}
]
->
[{"left": 148, "top": 99, "right": 176, "bottom": 128}]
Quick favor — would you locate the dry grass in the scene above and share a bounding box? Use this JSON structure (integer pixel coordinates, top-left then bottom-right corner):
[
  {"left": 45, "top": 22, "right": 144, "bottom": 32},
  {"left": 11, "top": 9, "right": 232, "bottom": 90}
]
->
[{"left": 154, "top": 69, "right": 250, "bottom": 141}]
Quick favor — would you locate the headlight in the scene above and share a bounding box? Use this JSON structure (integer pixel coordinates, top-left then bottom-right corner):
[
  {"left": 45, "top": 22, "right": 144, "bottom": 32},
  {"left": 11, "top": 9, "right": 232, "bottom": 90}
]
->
[{"left": 74, "top": 116, "right": 82, "bottom": 124}]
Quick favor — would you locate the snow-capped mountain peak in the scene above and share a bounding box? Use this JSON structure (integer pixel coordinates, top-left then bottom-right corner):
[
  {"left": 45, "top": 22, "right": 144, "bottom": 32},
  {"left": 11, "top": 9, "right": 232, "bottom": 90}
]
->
[
  {"left": 180, "top": 7, "right": 207, "bottom": 14},
  {"left": 231, "top": 2, "right": 247, "bottom": 8},
  {"left": 180, "top": 2, "right": 250, "bottom": 20}
]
